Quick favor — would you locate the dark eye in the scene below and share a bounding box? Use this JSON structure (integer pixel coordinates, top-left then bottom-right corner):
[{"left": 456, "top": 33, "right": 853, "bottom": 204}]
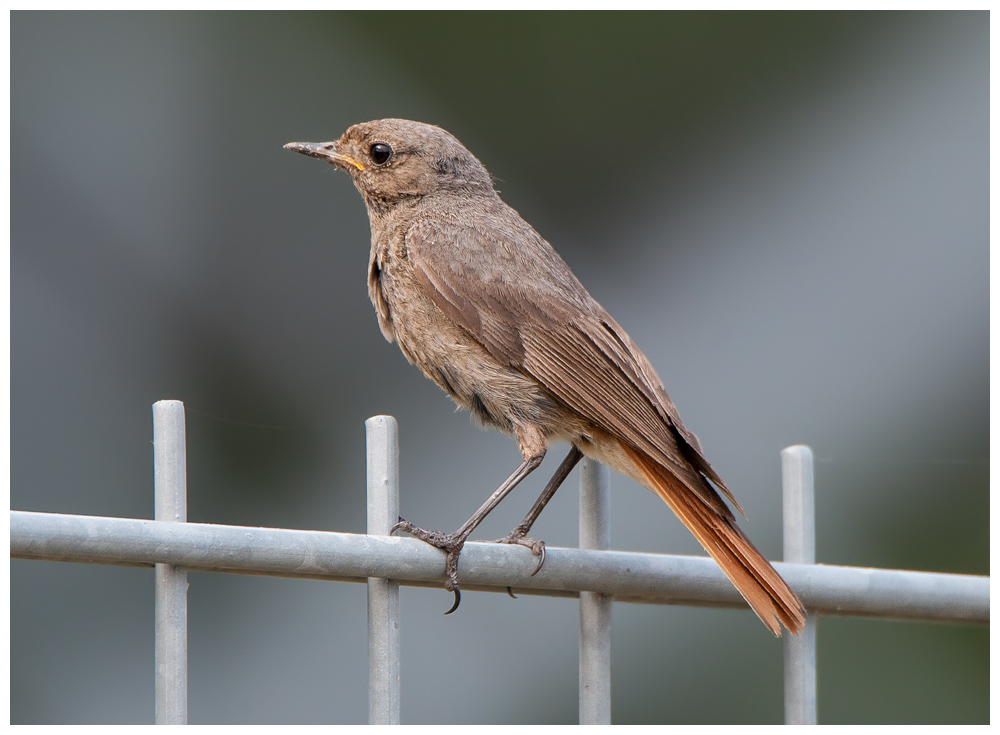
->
[{"left": 370, "top": 143, "right": 392, "bottom": 165}]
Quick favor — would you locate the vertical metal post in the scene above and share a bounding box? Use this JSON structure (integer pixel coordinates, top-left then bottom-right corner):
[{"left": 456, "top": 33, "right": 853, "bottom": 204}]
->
[
  {"left": 366, "top": 416, "right": 401, "bottom": 725},
  {"left": 579, "top": 457, "right": 611, "bottom": 725},
  {"left": 782, "top": 445, "right": 817, "bottom": 725},
  {"left": 153, "top": 400, "right": 188, "bottom": 725}
]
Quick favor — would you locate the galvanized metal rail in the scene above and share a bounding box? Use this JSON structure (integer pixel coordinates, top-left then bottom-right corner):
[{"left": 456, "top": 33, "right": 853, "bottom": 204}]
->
[{"left": 9, "top": 401, "right": 990, "bottom": 724}]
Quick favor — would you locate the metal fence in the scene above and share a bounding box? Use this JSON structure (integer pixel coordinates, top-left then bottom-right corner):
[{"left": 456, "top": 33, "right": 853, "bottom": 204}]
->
[{"left": 9, "top": 400, "right": 990, "bottom": 724}]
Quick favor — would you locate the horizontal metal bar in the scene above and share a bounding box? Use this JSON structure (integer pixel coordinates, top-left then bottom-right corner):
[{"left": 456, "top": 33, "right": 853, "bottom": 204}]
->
[{"left": 10, "top": 510, "right": 988, "bottom": 626}]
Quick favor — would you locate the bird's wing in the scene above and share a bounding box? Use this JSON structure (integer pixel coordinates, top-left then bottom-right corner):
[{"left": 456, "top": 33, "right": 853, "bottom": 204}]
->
[{"left": 404, "top": 213, "right": 741, "bottom": 518}]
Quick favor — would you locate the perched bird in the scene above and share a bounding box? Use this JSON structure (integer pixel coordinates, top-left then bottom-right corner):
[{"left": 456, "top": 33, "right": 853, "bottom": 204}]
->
[{"left": 285, "top": 119, "right": 805, "bottom": 635}]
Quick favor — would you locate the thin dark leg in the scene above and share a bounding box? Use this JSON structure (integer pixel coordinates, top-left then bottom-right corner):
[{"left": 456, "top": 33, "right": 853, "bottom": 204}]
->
[
  {"left": 392, "top": 451, "right": 545, "bottom": 614},
  {"left": 455, "top": 452, "right": 545, "bottom": 538},
  {"left": 498, "top": 446, "right": 583, "bottom": 589},
  {"left": 506, "top": 446, "right": 583, "bottom": 542}
]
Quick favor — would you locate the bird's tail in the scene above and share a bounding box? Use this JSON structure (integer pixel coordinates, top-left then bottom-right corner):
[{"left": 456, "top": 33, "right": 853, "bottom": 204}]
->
[{"left": 621, "top": 442, "right": 806, "bottom": 636}]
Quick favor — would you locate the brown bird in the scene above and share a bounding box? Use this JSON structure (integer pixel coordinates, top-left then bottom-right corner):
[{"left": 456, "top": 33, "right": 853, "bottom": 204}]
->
[{"left": 285, "top": 119, "right": 805, "bottom": 636}]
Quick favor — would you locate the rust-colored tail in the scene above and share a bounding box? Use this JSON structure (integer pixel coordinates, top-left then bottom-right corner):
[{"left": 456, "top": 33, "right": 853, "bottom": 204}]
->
[{"left": 622, "top": 442, "right": 805, "bottom": 636}]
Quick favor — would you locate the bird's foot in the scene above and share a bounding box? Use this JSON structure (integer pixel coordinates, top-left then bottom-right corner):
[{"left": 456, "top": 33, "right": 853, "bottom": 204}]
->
[
  {"left": 495, "top": 528, "right": 547, "bottom": 598},
  {"left": 495, "top": 528, "right": 547, "bottom": 576},
  {"left": 392, "top": 517, "right": 467, "bottom": 614}
]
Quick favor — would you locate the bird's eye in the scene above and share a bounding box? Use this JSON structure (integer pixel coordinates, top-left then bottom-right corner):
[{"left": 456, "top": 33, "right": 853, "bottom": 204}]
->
[{"left": 370, "top": 143, "right": 392, "bottom": 165}]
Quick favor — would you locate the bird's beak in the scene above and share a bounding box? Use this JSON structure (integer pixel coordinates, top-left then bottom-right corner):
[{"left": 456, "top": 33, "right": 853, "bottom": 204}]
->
[{"left": 283, "top": 141, "right": 365, "bottom": 171}]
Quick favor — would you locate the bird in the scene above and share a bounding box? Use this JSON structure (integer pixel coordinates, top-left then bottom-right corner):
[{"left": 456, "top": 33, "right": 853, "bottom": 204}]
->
[{"left": 285, "top": 119, "right": 805, "bottom": 636}]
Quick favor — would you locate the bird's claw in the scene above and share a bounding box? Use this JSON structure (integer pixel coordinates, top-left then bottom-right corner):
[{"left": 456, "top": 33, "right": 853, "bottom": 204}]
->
[
  {"left": 530, "top": 544, "right": 546, "bottom": 576},
  {"left": 442, "top": 545, "right": 464, "bottom": 615},
  {"left": 392, "top": 517, "right": 468, "bottom": 614},
  {"left": 496, "top": 531, "right": 548, "bottom": 576},
  {"left": 444, "top": 587, "right": 461, "bottom": 615}
]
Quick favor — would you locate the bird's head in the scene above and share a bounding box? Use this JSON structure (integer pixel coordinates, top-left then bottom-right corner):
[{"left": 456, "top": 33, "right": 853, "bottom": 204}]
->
[{"left": 285, "top": 118, "right": 494, "bottom": 213}]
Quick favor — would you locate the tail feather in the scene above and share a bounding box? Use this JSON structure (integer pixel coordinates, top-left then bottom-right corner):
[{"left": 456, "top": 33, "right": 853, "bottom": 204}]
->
[{"left": 621, "top": 442, "right": 806, "bottom": 636}]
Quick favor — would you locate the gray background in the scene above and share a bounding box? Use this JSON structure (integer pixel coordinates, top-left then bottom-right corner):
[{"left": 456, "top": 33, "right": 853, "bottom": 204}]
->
[{"left": 12, "top": 11, "right": 987, "bottom": 724}]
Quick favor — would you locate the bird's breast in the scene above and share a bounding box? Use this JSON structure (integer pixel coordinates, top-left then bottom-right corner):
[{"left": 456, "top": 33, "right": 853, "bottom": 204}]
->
[{"left": 368, "top": 234, "right": 574, "bottom": 440}]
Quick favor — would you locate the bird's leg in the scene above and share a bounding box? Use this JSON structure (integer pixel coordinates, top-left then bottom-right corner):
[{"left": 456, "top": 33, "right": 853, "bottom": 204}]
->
[
  {"left": 496, "top": 445, "right": 583, "bottom": 592},
  {"left": 392, "top": 436, "right": 546, "bottom": 614}
]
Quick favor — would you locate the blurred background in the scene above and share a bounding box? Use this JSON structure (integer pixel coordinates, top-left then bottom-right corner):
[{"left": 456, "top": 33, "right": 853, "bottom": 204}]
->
[{"left": 11, "top": 11, "right": 987, "bottom": 724}]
